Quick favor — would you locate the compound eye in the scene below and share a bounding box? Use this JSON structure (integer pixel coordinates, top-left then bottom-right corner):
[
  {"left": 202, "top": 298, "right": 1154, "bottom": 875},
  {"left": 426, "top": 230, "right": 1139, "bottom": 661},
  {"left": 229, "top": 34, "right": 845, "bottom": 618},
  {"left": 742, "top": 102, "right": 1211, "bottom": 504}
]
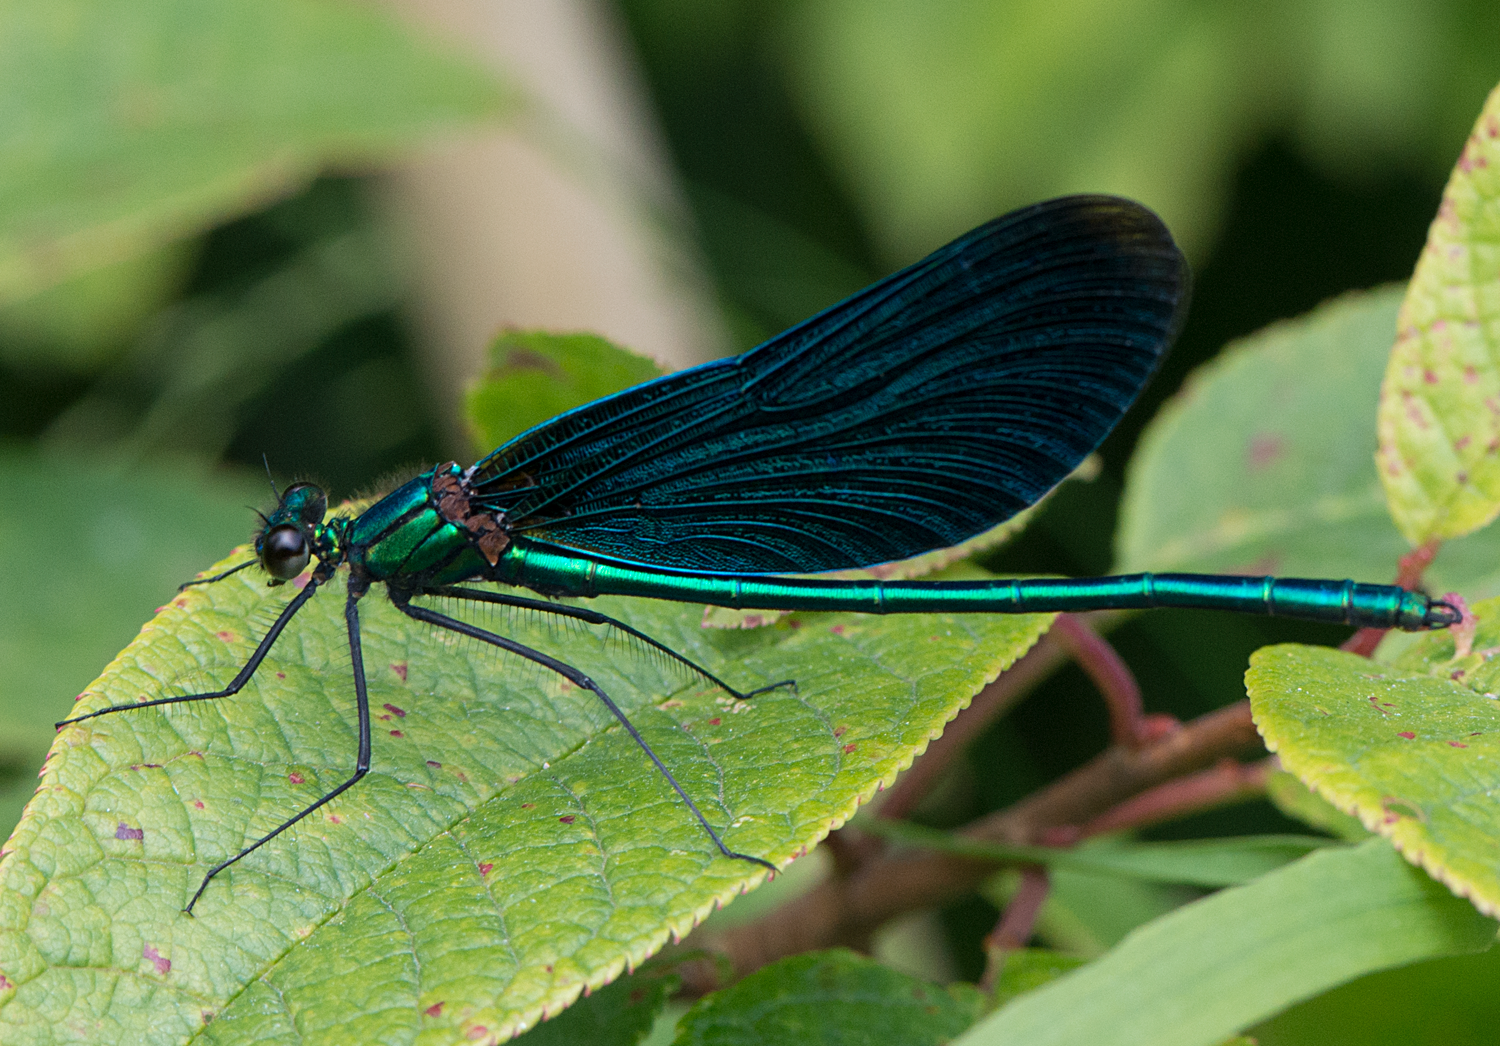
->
[{"left": 261, "top": 524, "right": 310, "bottom": 580}]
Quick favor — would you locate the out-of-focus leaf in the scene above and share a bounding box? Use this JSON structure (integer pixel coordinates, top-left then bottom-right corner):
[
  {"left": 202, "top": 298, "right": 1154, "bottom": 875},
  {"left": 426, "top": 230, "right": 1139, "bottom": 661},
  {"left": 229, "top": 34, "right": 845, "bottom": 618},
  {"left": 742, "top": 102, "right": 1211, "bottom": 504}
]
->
[
  {"left": 1118, "top": 287, "right": 1500, "bottom": 599},
  {"left": 983, "top": 865, "right": 1192, "bottom": 958},
  {"left": 43, "top": 225, "right": 399, "bottom": 459},
  {"left": 781, "top": 1, "right": 1479, "bottom": 262},
  {"left": 1252, "top": 945, "right": 1500, "bottom": 1045},
  {"left": 0, "top": 242, "right": 196, "bottom": 371},
  {"left": 514, "top": 959, "right": 679, "bottom": 1046},
  {"left": 867, "top": 819, "right": 1333, "bottom": 887},
  {"left": 956, "top": 840, "right": 1495, "bottom": 1046},
  {"left": 0, "top": 448, "right": 262, "bottom": 805},
  {"left": 466, "top": 330, "right": 668, "bottom": 455},
  {"left": 986, "top": 948, "right": 1085, "bottom": 1009},
  {"left": 1250, "top": 595, "right": 1500, "bottom": 917},
  {"left": 1264, "top": 769, "right": 1372, "bottom": 843},
  {"left": 672, "top": 949, "right": 985, "bottom": 1046},
  {"left": 0, "top": 532, "right": 1050, "bottom": 1043},
  {"left": 0, "top": 0, "right": 508, "bottom": 304},
  {"left": 1378, "top": 83, "right": 1500, "bottom": 542}
]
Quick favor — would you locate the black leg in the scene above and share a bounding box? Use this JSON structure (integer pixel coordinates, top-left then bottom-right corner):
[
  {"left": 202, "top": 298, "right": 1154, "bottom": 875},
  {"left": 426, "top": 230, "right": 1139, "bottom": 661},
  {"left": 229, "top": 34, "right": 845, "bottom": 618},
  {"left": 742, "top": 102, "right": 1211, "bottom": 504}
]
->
[
  {"left": 184, "top": 577, "right": 374, "bottom": 913},
  {"left": 56, "top": 570, "right": 328, "bottom": 729},
  {"left": 425, "top": 585, "right": 796, "bottom": 700},
  {"left": 395, "top": 592, "right": 777, "bottom": 876},
  {"left": 178, "top": 558, "right": 256, "bottom": 591}
]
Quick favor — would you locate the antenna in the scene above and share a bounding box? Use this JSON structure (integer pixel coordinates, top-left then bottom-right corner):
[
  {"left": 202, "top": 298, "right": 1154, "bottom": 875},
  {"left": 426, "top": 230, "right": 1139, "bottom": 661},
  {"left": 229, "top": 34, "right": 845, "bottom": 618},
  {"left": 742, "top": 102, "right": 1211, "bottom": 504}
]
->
[{"left": 262, "top": 454, "right": 280, "bottom": 501}]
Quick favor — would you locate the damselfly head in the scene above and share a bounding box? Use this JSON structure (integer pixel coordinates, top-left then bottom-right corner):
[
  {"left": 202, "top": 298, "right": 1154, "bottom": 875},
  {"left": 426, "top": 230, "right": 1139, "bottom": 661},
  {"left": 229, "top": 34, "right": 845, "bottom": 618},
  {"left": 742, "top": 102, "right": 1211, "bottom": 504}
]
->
[{"left": 255, "top": 482, "right": 330, "bottom": 583}]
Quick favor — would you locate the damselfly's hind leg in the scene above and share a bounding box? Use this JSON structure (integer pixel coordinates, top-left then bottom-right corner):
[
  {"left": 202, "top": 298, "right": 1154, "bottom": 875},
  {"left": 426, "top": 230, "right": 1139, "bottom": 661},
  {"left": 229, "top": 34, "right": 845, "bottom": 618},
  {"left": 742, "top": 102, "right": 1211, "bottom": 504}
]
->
[
  {"left": 426, "top": 585, "right": 797, "bottom": 700},
  {"left": 183, "top": 578, "right": 373, "bottom": 913},
  {"left": 55, "top": 572, "right": 327, "bottom": 730},
  {"left": 395, "top": 589, "right": 777, "bottom": 876}
]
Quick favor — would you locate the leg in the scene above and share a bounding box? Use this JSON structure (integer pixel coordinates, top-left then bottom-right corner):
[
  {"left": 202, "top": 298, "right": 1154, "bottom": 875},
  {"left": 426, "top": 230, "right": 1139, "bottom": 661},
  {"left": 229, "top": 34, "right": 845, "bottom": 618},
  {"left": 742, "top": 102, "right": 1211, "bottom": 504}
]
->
[
  {"left": 178, "top": 558, "right": 256, "bottom": 591},
  {"left": 395, "top": 593, "right": 776, "bottom": 876},
  {"left": 426, "top": 585, "right": 796, "bottom": 700},
  {"left": 57, "top": 570, "right": 328, "bottom": 729},
  {"left": 185, "top": 578, "right": 374, "bottom": 913}
]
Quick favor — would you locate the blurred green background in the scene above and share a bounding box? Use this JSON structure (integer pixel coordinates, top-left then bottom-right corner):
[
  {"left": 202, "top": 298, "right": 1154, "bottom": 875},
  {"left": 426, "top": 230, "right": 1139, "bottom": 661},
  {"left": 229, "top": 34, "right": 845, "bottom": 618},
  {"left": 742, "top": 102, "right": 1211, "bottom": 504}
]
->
[{"left": 2, "top": 1, "right": 1498, "bottom": 1040}]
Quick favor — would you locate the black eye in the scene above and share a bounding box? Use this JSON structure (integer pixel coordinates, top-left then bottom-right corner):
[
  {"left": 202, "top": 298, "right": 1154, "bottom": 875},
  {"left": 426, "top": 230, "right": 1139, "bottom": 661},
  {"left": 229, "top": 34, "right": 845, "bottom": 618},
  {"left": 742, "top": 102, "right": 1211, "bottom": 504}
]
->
[{"left": 261, "top": 524, "right": 310, "bottom": 580}]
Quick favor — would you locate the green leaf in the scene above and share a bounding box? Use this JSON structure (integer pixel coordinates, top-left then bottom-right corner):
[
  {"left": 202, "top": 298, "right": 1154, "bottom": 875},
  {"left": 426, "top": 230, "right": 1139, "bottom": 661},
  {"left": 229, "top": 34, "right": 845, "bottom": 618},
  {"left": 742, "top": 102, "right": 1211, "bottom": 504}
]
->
[
  {"left": 672, "top": 949, "right": 985, "bottom": 1046},
  {"left": 466, "top": 331, "right": 668, "bottom": 455},
  {"left": 513, "top": 958, "right": 679, "bottom": 1046},
  {"left": 0, "top": 0, "right": 508, "bottom": 304},
  {"left": 1249, "top": 595, "right": 1500, "bottom": 917},
  {"left": 865, "top": 819, "right": 1334, "bottom": 887},
  {"left": 1117, "top": 287, "right": 1500, "bottom": 599},
  {"left": 1264, "top": 769, "right": 1372, "bottom": 843},
  {"left": 1378, "top": 83, "right": 1500, "bottom": 542},
  {"left": 986, "top": 948, "right": 1085, "bottom": 1009},
  {"left": 0, "top": 540, "right": 1049, "bottom": 1043},
  {"left": 0, "top": 449, "right": 263, "bottom": 814},
  {"left": 957, "top": 840, "right": 1495, "bottom": 1046},
  {"left": 1251, "top": 945, "right": 1500, "bottom": 1045}
]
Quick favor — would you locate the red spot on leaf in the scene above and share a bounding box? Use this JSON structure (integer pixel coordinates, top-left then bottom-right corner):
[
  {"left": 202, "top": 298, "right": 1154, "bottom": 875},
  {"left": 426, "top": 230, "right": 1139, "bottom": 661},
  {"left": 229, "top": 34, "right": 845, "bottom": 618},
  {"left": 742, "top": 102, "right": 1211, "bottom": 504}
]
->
[
  {"left": 1398, "top": 731, "right": 1416, "bottom": 739},
  {"left": 328, "top": 814, "right": 342, "bottom": 824},
  {"left": 0, "top": 973, "right": 12, "bottom": 991},
  {"left": 1450, "top": 741, "right": 1469, "bottom": 748},
  {"left": 427, "top": 760, "right": 442, "bottom": 769},
  {"left": 788, "top": 619, "right": 803, "bottom": 629},
  {"left": 390, "top": 730, "right": 404, "bottom": 738},
  {"left": 425, "top": 1002, "right": 443, "bottom": 1017},
  {"left": 1368, "top": 695, "right": 1395, "bottom": 714},
  {"left": 708, "top": 718, "right": 721, "bottom": 726},
  {"left": 288, "top": 772, "right": 305, "bottom": 785},
  {"left": 116, "top": 823, "right": 143, "bottom": 841},
  {"left": 843, "top": 743, "right": 857, "bottom": 754},
  {"left": 830, "top": 625, "right": 846, "bottom": 635},
  {"left": 276, "top": 672, "right": 285, "bottom": 680},
  {"left": 384, "top": 703, "right": 406, "bottom": 718},
  {"left": 1464, "top": 365, "right": 1480, "bottom": 384},
  {"left": 143, "top": 944, "right": 170, "bottom": 975},
  {"left": 391, "top": 662, "right": 408, "bottom": 682},
  {"left": 559, "top": 815, "right": 576, "bottom": 824},
  {"left": 1247, "top": 433, "right": 1284, "bottom": 471},
  {"left": 1457, "top": 471, "right": 1469, "bottom": 485},
  {"left": 467, "top": 1026, "right": 489, "bottom": 1040},
  {"left": 216, "top": 631, "right": 234, "bottom": 642},
  {"left": 520, "top": 802, "right": 534, "bottom": 809},
  {"left": 478, "top": 862, "right": 493, "bottom": 875},
  {"left": 193, "top": 801, "right": 205, "bottom": 810},
  {"left": 833, "top": 725, "right": 847, "bottom": 738},
  {"left": 1424, "top": 369, "right": 1440, "bottom": 384}
]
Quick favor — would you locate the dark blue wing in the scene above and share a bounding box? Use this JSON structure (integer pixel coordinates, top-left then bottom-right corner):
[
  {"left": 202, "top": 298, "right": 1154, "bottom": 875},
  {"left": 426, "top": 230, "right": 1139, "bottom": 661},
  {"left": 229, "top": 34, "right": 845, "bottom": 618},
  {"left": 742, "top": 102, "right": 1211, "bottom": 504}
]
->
[{"left": 469, "top": 195, "right": 1188, "bottom": 573}]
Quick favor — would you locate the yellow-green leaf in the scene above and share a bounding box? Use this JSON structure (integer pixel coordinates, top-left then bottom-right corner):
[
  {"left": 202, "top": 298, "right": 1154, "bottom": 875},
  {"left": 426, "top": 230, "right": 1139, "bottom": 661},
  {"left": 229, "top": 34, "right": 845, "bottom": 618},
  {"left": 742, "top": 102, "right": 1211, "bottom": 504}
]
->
[
  {"left": 0, "top": 543, "right": 1049, "bottom": 1043},
  {"left": 1250, "top": 595, "right": 1500, "bottom": 916},
  {"left": 1377, "top": 82, "right": 1500, "bottom": 542}
]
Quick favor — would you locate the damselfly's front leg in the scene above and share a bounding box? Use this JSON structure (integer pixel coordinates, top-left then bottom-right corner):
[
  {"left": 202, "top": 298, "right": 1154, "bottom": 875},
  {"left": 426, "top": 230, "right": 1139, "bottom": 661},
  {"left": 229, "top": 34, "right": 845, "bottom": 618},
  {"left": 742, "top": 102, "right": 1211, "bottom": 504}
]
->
[{"left": 56, "top": 570, "right": 328, "bottom": 729}]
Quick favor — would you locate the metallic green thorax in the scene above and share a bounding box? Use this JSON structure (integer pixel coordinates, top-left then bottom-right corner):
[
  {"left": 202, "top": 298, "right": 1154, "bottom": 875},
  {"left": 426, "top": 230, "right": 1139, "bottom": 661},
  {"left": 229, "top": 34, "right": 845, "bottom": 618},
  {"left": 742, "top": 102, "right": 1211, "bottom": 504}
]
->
[{"left": 293, "top": 465, "right": 1446, "bottom": 632}]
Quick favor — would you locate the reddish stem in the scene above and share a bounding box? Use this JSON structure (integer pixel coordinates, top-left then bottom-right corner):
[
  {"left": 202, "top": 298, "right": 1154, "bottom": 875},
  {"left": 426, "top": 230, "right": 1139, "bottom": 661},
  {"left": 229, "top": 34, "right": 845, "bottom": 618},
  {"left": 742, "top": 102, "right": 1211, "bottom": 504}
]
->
[
  {"left": 1051, "top": 613, "right": 1165, "bottom": 748},
  {"left": 978, "top": 866, "right": 1051, "bottom": 993},
  {"left": 1078, "top": 757, "right": 1271, "bottom": 837}
]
